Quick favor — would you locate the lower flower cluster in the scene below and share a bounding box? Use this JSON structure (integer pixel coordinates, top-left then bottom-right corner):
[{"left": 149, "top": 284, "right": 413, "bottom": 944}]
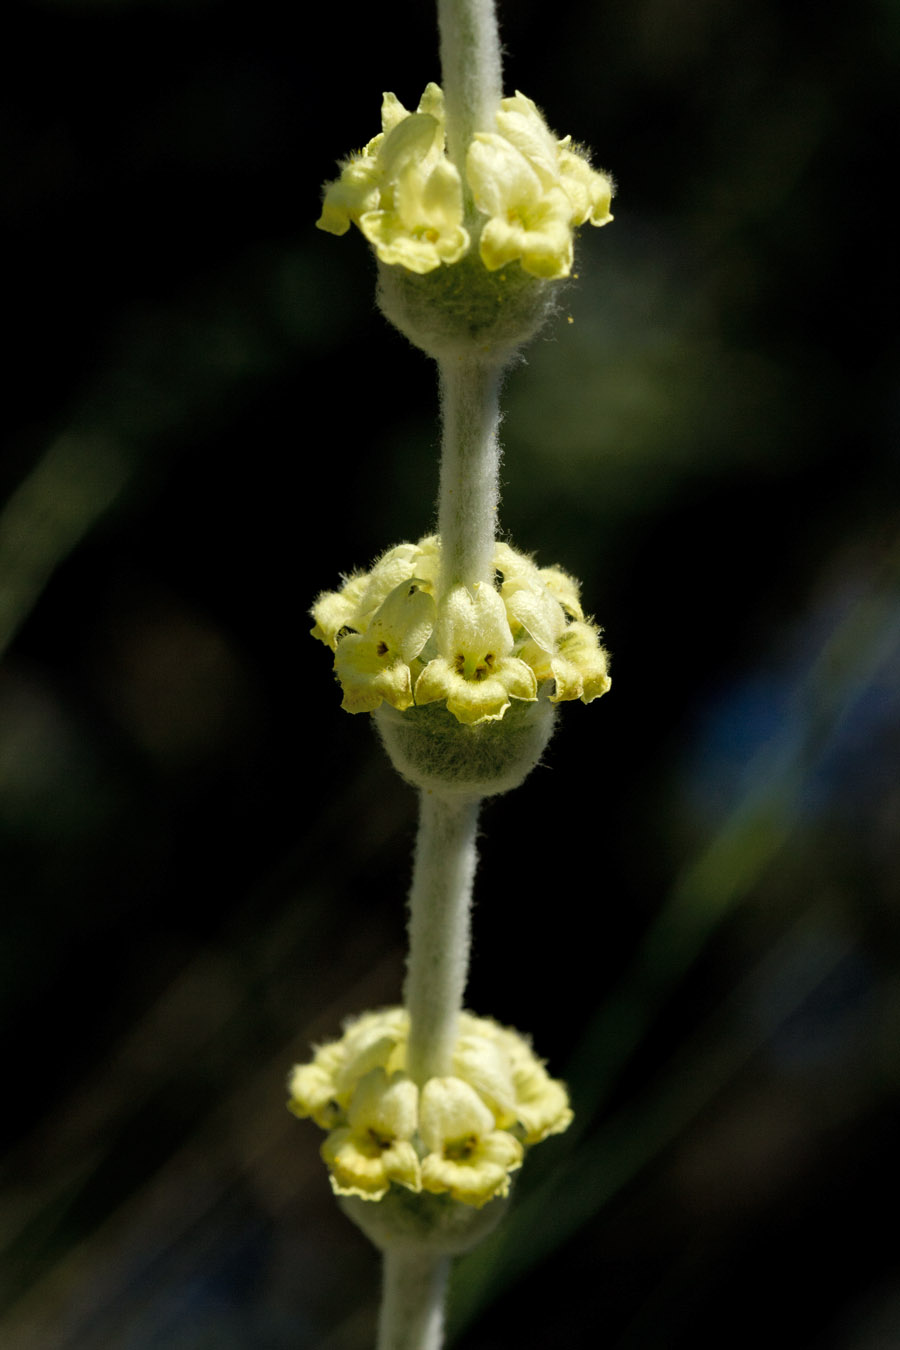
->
[
  {"left": 288, "top": 1008, "right": 572, "bottom": 1209},
  {"left": 311, "top": 535, "right": 610, "bottom": 725}
]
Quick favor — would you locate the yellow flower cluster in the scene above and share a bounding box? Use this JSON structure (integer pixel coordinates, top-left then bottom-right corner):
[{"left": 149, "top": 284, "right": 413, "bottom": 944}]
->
[
  {"left": 317, "top": 84, "right": 613, "bottom": 279},
  {"left": 288, "top": 1008, "right": 572, "bottom": 1208},
  {"left": 311, "top": 536, "right": 610, "bottom": 726}
]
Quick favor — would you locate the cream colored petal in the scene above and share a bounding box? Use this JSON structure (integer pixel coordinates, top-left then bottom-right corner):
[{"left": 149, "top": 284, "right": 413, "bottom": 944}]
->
[
  {"left": 453, "top": 1032, "right": 518, "bottom": 1128},
  {"left": 378, "top": 113, "right": 441, "bottom": 180},
  {"left": 347, "top": 1068, "right": 419, "bottom": 1142},
  {"left": 416, "top": 82, "right": 445, "bottom": 125},
  {"left": 445, "top": 676, "right": 513, "bottom": 726},
  {"left": 493, "top": 540, "right": 540, "bottom": 585},
  {"left": 368, "top": 580, "right": 436, "bottom": 662},
  {"left": 558, "top": 145, "right": 614, "bottom": 227},
  {"left": 419, "top": 1076, "right": 496, "bottom": 1152},
  {"left": 317, "top": 156, "right": 382, "bottom": 236},
  {"left": 435, "top": 583, "right": 515, "bottom": 661},
  {"left": 420, "top": 160, "right": 466, "bottom": 232},
  {"left": 360, "top": 211, "right": 446, "bottom": 274},
  {"left": 467, "top": 133, "right": 543, "bottom": 219},
  {"left": 503, "top": 584, "right": 567, "bottom": 652},
  {"left": 420, "top": 1129, "right": 523, "bottom": 1206},
  {"left": 358, "top": 544, "right": 420, "bottom": 621},
  {"left": 413, "top": 656, "right": 458, "bottom": 710},
  {"left": 415, "top": 651, "right": 536, "bottom": 725},
  {"left": 496, "top": 91, "right": 560, "bottom": 187},
  {"left": 335, "top": 634, "right": 414, "bottom": 713},
  {"left": 515, "top": 636, "right": 554, "bottom": 686},
  {"left": 478, "top": 192, "right": 574, "bottom": 278},
  {"left": 321, "top": 1128, "right": 420, "bottom": 1200},
  {"left": 335, "top": 1011, "right": 409, "bottom": 1098},
  {"left": 310, "top": 583, "right": 365, "bottom": 650},
  {"left": 380, "top": 90, "right": 412, "bottom": 134},
  {"left": 514, "top": 1074, "right": 573, "bottom": 1145},
  {"left": 287, "top": 1062, "right": 343, "bottom": 1129},
  {"left": 538, "top": 565, "right": 584, "bottom": 621},
  {"left": 549, "top": 621, "right": 611, "bottom": 704}
]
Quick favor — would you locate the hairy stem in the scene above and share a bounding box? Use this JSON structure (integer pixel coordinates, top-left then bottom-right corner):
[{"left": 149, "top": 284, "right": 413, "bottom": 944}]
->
[
  {"left": 437, "top": 0, "right": 503, "bottom": 179},
  {"left": 377, "top": 1249, "right": 451, "bottom": 1350},
  {"left": 438, "top": 359, "right": 502, "bottom": 591},
  {"left": 404, "top": 791, "right": 481, "bottom": 1084}
]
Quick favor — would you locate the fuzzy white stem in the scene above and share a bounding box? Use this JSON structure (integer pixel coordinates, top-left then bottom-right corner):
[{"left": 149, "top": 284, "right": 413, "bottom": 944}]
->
[
  {"left": 377, "top": 1249, "right": 451, "bottom": 1350},
  {"left": 437, "top": 0, "right": 503, "bottom": 179},
  {"left": 404, "top": 792, "right": 480, "bottom": 1084},
  {"left": 438, "top": 359, "right": 502, "bottom": 591}
]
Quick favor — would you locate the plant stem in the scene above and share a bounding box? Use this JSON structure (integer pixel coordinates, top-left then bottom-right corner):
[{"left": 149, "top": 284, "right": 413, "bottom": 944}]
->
[
  {"left": 404, "top": 791, "right": 481, "bottom": 1085},
  {"left": 377, "top": 1248, "right": 451, "bottom": 1350},
  {"left": 436, "top": 0, "right": 502, "bottom": 179},
  {"left": 437, "top": 358, "right": 502, "bottom": 591}
]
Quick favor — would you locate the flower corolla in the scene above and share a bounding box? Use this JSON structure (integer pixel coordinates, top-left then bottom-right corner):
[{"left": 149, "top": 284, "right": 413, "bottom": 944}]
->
[
  {"left": 318, "top": 84, "right": 469, "bottom": 275},
  {"left": 289, "top": 1008, "right": 572, "bottom": 1208}
]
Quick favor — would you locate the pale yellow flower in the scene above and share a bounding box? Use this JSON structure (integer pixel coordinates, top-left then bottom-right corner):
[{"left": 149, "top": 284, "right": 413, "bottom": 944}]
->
[
  {"left": 535, "top": 564, "right": 585, "bottom": 622},
  {"left": 452, "top": 1020, "right": 518, "bottom": 1129},
  {"left": 321, "top": 1068, "right": 421, "bottom": 1200},
  {"left": 467, "top": 91, "right": 614, "bottom": 279},
  {"left": 557, "top": 136, "right": 614, "bottom": 226},
  {"left": 414, "top": 583, "right": 537, "bottom": 724},
  {"left": 334, "top": 579, "right": 436, "bottom": 714},
  {"left": 419, "top": 1076, "right": 523, "bottom": 1207},
  {"left": 332, "top": 1007, "right": 409, "bottom": 1101},
  {"left": 495, "top": 543, "right": 569, "bottom": 652},
  {"left": 287, "top": 1055, "right": 344, "bottom": 1130},
  {"left": 469, "top": 1018, "right": 574, "bottom": 1145},
  {"left": 318, "top": 85, "right": 470, "bottom": 274},
  {"left": 468, "top": 133, "right": 575, "bottom": 279},
  {"left": 547, "top": 619, "right": 612, "bottom": 704},
  {"left": 310, "top": 572, "right": 370, "bottom": 651}
]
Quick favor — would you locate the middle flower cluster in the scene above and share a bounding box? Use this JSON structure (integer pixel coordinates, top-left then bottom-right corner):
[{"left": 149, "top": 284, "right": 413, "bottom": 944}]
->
[{"left": 311, "top": 535, "right": 610, "bottom": 726}]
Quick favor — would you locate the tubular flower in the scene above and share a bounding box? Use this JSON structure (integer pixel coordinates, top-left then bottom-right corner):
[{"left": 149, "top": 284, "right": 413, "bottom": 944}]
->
[
  {"left": 414, "top": 583, "right": 537, "bottom": 725},
  {"left": 320, "top": 1068, "right": 421, "bottom": 1200},
  {"left": 317, "top": 84, "right": 469, "bottom": 274},
  {"left": 468, "top": 91, "right": 614, "bottom": 279},
  {"left": 288, "top": 1008, "right": 572, "bottom": 1208},
  {"left": 317, "top": 85, "right": 612, "bottom": 281},
  {"left": 311, "top": 536, "right": 610, "bottom": 724},
  {"left": 419, "top": 1077, "right": 523, "bottom": 1207},
  {"left": 334, "top": 579, "right": 436, "bottom": 714}
]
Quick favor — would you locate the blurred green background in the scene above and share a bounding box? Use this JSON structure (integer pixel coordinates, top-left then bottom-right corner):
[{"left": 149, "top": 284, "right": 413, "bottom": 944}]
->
[{"left": 2, "top": 0, "right": 898, "bottom": 1345}]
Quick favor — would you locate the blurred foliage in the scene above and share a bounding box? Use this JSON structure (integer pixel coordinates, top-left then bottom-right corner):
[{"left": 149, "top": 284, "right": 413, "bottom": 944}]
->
[{"left": 1, "top": 0, "right": 898, "bottom": 1347}]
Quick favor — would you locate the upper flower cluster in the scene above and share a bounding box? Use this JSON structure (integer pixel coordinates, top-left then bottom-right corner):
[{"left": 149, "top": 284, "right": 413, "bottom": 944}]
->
[
  {"left": 317, "top": 84, "right": 613, "bottom": 280},
  {"left": 288, "top": 1007, "right": 572, "bottom": 1208},
  {"left": 311, "top": 536, "right": 610, "bottom": 726}
]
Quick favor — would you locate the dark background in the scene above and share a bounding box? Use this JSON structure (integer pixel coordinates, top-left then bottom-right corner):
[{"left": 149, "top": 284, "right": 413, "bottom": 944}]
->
[{"left": 2, "top": 0, "right": 898, "bottom": 1345}]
